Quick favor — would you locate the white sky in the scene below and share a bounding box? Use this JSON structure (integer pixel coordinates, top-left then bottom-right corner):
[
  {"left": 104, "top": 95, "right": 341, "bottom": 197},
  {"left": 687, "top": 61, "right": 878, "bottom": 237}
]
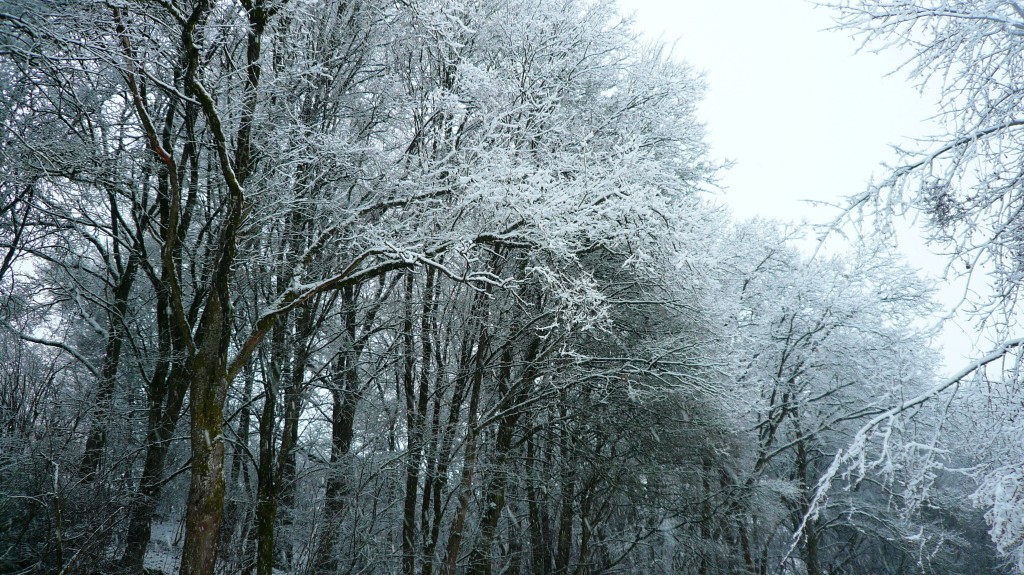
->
[
  {"left": 619, "top": 0, "right": 936, "bottom": 221},
  {"left": 617, "top": 0, "right": 982, "bottom": 368}
]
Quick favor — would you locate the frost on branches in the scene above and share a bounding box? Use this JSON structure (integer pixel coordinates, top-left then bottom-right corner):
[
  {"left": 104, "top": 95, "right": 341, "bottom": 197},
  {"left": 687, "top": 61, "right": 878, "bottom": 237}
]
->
[{"left": 827, "top": 0, "right": 1024, "bottom": 569}]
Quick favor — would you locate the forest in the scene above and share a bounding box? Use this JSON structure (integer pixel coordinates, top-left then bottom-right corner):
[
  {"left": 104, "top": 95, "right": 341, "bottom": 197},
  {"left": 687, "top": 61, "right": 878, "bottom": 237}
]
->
[{"left": 1, "top": 0, "right": 1023, "bottom": 574}]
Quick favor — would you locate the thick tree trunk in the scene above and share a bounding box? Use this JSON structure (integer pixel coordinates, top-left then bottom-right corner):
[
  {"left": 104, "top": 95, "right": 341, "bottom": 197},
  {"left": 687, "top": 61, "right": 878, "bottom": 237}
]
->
[
  {"left": 177, "top": 2, "right": 264, "bottom": 572},
  {"left": 180, "top": 289, "right": 232, "bottom": 575}
]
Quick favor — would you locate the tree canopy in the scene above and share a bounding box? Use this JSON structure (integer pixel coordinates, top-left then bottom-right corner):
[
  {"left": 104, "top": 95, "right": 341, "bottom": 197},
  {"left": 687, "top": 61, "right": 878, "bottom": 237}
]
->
[{"left": 0, "top": 1, "right": 1014, "bottom": 574}]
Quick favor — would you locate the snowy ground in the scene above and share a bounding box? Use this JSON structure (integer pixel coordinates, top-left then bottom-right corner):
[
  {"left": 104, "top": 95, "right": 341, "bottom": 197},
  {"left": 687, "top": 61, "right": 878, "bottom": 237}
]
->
[
  {"left": 139, "top": 522, "right": 287, "bottom": 575},
  {"left": 142, "top": 521, "right": 183, "bottom": 575}
]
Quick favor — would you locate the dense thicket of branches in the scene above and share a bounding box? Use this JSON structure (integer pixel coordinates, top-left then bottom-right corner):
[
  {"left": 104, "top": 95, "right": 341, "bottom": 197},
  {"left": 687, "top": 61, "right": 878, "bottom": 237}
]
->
[{"left": 0, "top": 0, "right": 1007, "bottom": 574}]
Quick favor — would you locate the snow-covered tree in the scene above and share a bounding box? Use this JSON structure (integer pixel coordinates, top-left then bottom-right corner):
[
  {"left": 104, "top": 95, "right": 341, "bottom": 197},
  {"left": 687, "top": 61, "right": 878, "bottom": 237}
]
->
[
  {"left": 825, "top": 1, "right": 1024, "bottom": 569},
  {"left": 0, "top": 0, "right": 729, "bottom": 572},
  {"left": 721, "top": 223, "right": 994, "bottom": 575}
]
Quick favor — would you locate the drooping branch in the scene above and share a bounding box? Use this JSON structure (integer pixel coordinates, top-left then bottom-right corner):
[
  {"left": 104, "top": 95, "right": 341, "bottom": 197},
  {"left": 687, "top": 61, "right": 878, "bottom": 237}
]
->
[
  {"left": 1, "top": 319, "right": 101, "bottom": 379},
  {"left": 788, "top": 336, "right": 1024, "bottom": 564}
]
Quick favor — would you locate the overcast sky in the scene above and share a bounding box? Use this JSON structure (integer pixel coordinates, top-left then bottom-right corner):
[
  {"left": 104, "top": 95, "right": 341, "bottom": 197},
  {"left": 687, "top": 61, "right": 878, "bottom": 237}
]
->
[
  {"left": 615, "top": 1, "right": 982, "bottom": 366},
  {"left": 618, "top": 0, "right": 936, "bottom": 221}
]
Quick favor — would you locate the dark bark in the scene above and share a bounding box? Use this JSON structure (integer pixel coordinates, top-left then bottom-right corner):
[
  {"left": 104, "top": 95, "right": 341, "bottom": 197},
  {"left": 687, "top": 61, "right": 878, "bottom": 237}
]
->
[
  {"left": 422, "top": 318, "right": 475, "bottom": 575},
  {"left": 401, "top": 268, "right": 436, "bottom": 575},
  {"left": 699, "top": 468, "right": 712, "bottom": 575},
  {"left": 400, "top": 272, "right": 418, "bottom": 575},
  {"left": 78, "top": 250, "right": 138, "bottom": 482},
  {"left": 794, "top": 416, "right": 820, "bottom": 575},
  {"left": 221, "top": 362, "right": 255, "bottom": 566},
  {"left": 506, "top": 511, "right": 522, "bottom": 575},
  {"left": 315, "top": 284, "right": 367, "bottom": 575},
  {"left": 467, "top": 338, "right": 541, "bottom": 575},
  {"left": 254, "top": 314, "right": 286, "bottom": 575},
  {"left": 178, "top": 1, "right": 264, "bottom": 572},
  {"left": 313, "top": 365, "right": 360, "bottom": 575},
  {"left": 113, "top": 2, "right": 196, "bottom": 568},
  {"left": 179, "top": 288, "right": 231, "bottom": 575},
  {"left": 527, "top": 434, "right": 553, "bottom": 575},
  {"left": 276, "top": 301, "right": 314, "bottom": 494},
  {"left": 554, "top": 475, "right": 575, "bottom": 575},
  {"left": 440, "top": 321, "right": 489, "bottom": 575},
  {"left": 574, "top": 482, "right": 595, "bottom": 575},
  {"left": 273, "top": 299, "right": 314, "bottom": 567},
  {"left": 120, "top": 336, "right": 189, "bottom": 570},
  {"left": 420, "top": 355, "right": 446, "bottom": 575}
]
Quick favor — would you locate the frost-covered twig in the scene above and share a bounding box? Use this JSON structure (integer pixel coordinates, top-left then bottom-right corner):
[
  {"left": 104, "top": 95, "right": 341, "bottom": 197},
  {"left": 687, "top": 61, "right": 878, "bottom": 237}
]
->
[
  {"left": 785, "top": 336, "right": 1024, "bottom": 565},
  {"left": 1, "top": 318, "right": 101, "bottom": 378}
]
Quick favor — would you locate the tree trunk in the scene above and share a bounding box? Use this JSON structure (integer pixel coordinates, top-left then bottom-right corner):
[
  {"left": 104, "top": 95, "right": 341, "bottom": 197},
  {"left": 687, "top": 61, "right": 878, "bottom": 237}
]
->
[
  {"left": 274, "top": 300, "right": 313, "bottom": 567},
  {"left": 527, "top": 434, "right": 553, "bottom": 575},
  {"left": 555, "top": 478, "right": 575, "bottom": 575},
  {"left": 179, "top": 289, "right": 232, "bottom": 575},
  {"left": 794, "top": 416, "right": 820, "bottom": 575},
  {"left": 440, "top": 323, "right": 489, "bottom": 575},
  {"left": 79, "top": 252, "right": 138, "bottom": 481},
  {"left": 221, "top": 362, "right": 255, "bottom": 569},
  {"left": 121, "top": 354, "right": 189, "bottom": 570},
  {"left": 402, "top": 269, "right": 435, "bottom": 575},
  {"left": 467, "top": 339, "right": 540, "bottom": 575},
  {"left": 314, "top": 285, "right": 364, "bottom": 575},
  {"left": 254, "top": 318, "right": 284, "bottom": 575},
  {"left": 698, "top": 460, "right": 713, "bottom": 575},
  {"left": 178, "top": 1, "right": 264, "bottom": 572},
  {"left": 116, "top": 18, "right": 195, "bottom": 560},
  {"left": 422, "top": 324, "right": 474, "bottom": 575},
  {"left": 314, "top": 372, "right": 359, "bottom": 575}
]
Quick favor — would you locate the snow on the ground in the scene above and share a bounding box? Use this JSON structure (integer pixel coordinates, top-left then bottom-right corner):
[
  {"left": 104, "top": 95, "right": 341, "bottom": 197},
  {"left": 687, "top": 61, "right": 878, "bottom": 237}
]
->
[
  {"left": 139, "top": 521, "right": 288, "bottom": 575},
  {"left": 143, "top": 521, "right": 183, "bottom": 575}
]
